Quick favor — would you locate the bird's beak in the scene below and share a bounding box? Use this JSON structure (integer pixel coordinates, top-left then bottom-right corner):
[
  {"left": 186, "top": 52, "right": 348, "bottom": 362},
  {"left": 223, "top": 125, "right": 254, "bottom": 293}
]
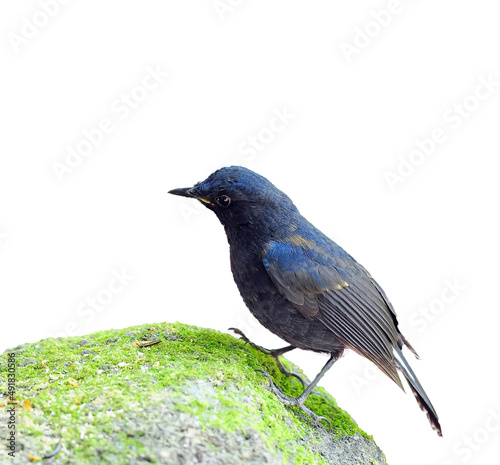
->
[
  {"left": 168, "top": 187, "right": 197, "bottom": 198},
  {"left": 168, "top": 187, "right": 215, "bottom": 206}
]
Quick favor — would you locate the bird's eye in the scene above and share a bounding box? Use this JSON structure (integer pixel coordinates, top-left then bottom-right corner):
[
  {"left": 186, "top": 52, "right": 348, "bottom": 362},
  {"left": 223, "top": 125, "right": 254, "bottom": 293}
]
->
[{"left": 215, "top": 195, "right": 231, "bottom": 207}]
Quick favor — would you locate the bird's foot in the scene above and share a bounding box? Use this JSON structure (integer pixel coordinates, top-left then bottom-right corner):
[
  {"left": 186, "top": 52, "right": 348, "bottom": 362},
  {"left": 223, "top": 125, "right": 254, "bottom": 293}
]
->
[
  {"left": 256, "top": 369, "right": 332, "bottom": 430},
  {"left": 229, "top": 327, "right": 306, "bottom": 387},
  {"left": 229, "top": 328, "right": 278, "bottom": 356}
]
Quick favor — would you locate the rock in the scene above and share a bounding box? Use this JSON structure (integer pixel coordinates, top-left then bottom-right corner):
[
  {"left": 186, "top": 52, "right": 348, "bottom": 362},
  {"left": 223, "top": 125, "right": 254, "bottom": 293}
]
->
[{"left": 0, "top": 323, "right": 386, "bottom": 464}]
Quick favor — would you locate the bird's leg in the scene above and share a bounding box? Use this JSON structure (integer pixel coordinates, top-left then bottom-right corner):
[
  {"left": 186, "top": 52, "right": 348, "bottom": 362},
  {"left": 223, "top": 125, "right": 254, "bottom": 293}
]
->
[
  {"left": 229, "top": 327, "right": 306, "bottom": 387},
  {"left": 257, "top": 354, "right": 339, "bottom": 430}
]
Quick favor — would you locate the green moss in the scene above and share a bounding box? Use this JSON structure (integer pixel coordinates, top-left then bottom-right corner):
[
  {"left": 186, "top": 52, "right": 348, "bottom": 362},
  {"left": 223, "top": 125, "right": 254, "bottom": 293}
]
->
[{"left": 0, "top": 322, "right": 379, "bottom": 464}]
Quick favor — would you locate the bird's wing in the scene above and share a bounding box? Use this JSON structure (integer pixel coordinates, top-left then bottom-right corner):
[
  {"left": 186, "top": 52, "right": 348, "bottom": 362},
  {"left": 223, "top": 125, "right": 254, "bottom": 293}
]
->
[{"left": 263, "top": 237, "right": 403, "bottom": 388}]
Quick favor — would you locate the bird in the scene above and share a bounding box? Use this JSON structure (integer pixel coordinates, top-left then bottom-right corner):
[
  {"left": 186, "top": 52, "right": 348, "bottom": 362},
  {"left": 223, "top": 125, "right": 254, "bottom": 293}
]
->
[{"left": 169, "top": 165, "right": 442, "bottom": 436}]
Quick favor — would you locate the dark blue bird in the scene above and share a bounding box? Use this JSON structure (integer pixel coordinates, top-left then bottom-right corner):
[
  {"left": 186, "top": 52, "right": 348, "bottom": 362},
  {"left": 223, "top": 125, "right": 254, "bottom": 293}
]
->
[{"left": 169, "top": 166, "right": 442, "bottom": 436}]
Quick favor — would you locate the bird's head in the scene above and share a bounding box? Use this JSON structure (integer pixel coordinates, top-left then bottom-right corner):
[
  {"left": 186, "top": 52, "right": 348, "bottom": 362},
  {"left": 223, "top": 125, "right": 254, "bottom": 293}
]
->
[{"left": 169, "top": 166, "right": 299, "bottom": 235}]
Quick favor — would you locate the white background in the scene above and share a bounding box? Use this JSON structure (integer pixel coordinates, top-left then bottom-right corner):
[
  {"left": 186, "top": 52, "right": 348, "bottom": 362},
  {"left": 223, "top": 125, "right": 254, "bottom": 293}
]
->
[{"left": 1, "top": 1, "right": 499, "bottom": 464}]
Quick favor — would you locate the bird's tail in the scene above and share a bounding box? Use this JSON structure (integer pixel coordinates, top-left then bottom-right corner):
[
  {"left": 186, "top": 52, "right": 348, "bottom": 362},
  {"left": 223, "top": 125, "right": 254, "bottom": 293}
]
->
[{"left": 393, "top": 346, "right": 442, "bottom": 436}]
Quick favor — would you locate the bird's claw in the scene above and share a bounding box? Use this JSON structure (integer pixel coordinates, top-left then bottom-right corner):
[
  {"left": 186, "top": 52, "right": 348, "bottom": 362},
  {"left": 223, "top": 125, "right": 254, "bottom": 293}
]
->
[
  {"left": 255, "top": 369, "right": 332, "bottom": 431},
  {"left": 263, "top": 354, "right": 307, "bottom": 388},
  {"left": 286, "top": 371, "right": 307, "bottom": 388},
  {"left": 229, "top": 327, "right": 271, "bottom": 353},
  {"left": 228, "top": 327, "right": 253, "bottom": 347},
  {"left": 229, "top": 328, "right": 306, "bottom": 387}
]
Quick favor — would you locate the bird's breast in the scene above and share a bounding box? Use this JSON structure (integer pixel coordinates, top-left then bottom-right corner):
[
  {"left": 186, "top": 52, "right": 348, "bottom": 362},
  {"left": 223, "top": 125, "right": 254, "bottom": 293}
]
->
[{"left": 229, "top": 245, "right": 271, "bottom": 302}]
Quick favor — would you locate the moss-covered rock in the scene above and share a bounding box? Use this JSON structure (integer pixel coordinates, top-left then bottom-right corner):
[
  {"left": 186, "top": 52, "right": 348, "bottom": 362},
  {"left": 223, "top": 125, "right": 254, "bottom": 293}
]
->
[{"left": 0, "top": 323, "right": 386, "bottom": 464}]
